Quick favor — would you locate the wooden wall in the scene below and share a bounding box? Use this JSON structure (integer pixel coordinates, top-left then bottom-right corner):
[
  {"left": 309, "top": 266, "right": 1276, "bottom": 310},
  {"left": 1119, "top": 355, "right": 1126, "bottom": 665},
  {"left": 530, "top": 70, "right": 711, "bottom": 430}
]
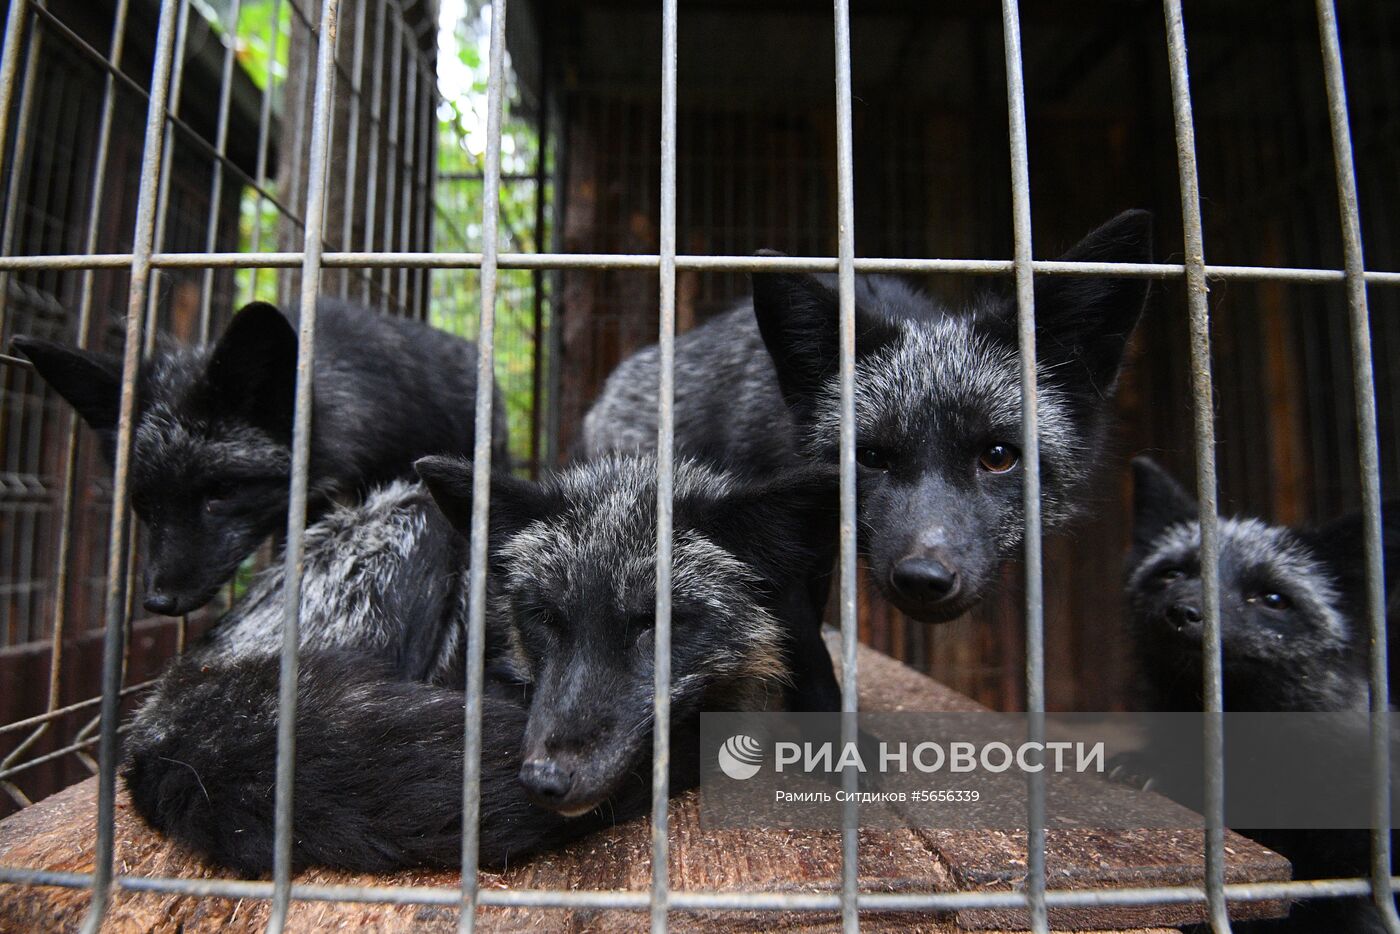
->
[{"left": 546, "top": 0, "right": 1400, "bottom": 711}]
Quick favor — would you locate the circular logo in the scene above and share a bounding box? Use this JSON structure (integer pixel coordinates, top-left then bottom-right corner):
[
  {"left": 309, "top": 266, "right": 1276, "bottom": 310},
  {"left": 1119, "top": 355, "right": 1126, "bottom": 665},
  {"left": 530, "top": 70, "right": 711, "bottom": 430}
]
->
[{"left": 717, "top": 734, "right": 763, "bottom": 780}]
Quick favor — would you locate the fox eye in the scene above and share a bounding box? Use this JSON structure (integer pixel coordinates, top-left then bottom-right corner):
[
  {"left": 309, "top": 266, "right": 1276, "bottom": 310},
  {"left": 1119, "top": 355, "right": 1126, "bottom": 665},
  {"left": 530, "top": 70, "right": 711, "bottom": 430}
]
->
[
  {"left": 855, "top": 447, "right": 890, "bottom": 470},
  {"left": 1157, "top": 567, "right": 1184, "bottom": 583},
  {"left": 1250, "top": 591, "right": 1291, "bottom": 611},
  {"left": 534, "top": 607, "right": 566, "bottom": 631},
  {"left": 978, "top": 443, "right": 1020, "bottom": 473}
]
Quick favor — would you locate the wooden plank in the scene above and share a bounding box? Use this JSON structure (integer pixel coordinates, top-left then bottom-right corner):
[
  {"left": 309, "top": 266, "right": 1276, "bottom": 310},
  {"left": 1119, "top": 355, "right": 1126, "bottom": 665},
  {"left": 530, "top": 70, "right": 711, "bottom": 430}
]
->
[{"left": 0, "top": 642, "right": 1286, "bottom": 932}]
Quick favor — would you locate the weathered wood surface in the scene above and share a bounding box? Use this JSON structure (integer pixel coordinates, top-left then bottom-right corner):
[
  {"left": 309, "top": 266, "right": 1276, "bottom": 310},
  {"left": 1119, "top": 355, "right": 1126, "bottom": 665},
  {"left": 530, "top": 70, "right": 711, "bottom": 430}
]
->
[{"left": 0, "top": 642, "right": 1286, "bottom": 932}]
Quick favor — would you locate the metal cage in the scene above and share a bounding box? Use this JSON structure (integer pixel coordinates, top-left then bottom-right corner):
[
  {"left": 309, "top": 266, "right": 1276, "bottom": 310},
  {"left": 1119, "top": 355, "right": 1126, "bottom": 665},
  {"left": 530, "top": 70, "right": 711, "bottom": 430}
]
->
[{"left": 0, "top": 0, "right": 1396, "bottom": 932}]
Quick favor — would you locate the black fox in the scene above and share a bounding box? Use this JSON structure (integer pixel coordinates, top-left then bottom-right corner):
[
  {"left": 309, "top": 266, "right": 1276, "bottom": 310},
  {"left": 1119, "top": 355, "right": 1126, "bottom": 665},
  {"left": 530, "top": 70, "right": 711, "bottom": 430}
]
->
[
  {"left": 12, "top": 298, "right": 508, "bottom": 616},
  {"left": 123, "top": 453, "right": 835, "bottom": 873},
  {"left": 1127, "top": 456, "right": 1399, "bottom": 714},
  {"left": 1126, "top": 456, "right": 1400, "bottom": 933},
  {"left": 581, "top": 210, "right": 1152, "bottom": 626}
]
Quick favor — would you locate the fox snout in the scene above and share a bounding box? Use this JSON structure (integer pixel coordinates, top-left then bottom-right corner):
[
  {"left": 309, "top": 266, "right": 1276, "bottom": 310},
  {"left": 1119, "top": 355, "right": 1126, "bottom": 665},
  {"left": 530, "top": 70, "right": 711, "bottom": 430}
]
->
[
  {"left": 1147, "top": 577, "right": 1207, "bottom": 641},
  {"left": 143, "top": 541, "right": 235, "bottom": 616},
  {"left": 518, "top": 758, "right": 574, "bottom": 803},
  {"left": 143, "top": 569, "right": 221, "bottom": 617},
  {"left": 862, "top": 475, "right": 1006, "bottom": 624},
  {"left": 516, "top": 743, "right": 630, "bottom": 817},
  {"left": 517, "top": 756, "right": 602, "bottom": 816},
  {"left": 889, "top": 553, "right": 960, "bottom": 605},
  {"left": 520, "top": 683, "right": 645, "bottom": 816},
  {"left": 1166, "top": 601, "right": 1203, "bottom": 633}
]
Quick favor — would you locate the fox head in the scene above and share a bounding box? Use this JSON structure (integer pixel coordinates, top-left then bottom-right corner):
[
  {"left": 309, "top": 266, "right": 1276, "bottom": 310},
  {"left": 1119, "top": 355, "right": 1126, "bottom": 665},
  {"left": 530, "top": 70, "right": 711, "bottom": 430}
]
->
[
  {"left": 417, "top": 453, "right": 835, "bottom": 817},
  {"left": 12, "top": 302, "right": 299, "bottom": 616},
  {"left": 1125, "top": 456, "right": 1396, "bottom": 712},
  {"left": 752, "top": 209, "right": 1153, "bottom": 623}
]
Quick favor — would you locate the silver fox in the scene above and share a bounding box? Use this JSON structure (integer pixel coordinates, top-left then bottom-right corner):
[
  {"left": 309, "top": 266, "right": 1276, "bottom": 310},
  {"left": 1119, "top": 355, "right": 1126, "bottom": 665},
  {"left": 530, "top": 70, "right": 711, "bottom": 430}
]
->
[
  {"left": 12, "top": 297, "right": 508, "bottom": 616},
  {"left": 1125, "top": 456, "right": 1400, "bottom": 934},
  {"left": 581, "top": 210, "right": 1153, "bottom": 629},
  {"left": 122, "top": 453, "right": 835, "bottom": 873}
]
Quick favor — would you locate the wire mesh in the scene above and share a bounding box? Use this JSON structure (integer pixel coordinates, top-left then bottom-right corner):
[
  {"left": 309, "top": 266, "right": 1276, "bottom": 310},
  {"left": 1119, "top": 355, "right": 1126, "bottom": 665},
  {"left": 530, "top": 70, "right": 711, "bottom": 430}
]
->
[{"left": 0, "top": 0, "right": 1394, "bottom": 931}]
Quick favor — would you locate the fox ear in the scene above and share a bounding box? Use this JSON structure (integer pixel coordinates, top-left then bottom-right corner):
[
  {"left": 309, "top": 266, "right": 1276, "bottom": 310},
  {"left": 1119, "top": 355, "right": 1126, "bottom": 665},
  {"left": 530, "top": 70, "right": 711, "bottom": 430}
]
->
[
  {"left": 1300, "top": 503, "right": 1400, "bottom": 611},
  {"left": 11, "top": 336, "right": 123, "bottom": 440},
  {"left": 1131, "top": 456, "right": 1198, "bottom": 554},
  {"left": 1301, "top": 511, "right": 1367, "bottom": 578},
  {"left": 415, "top": 456, "right": 556, "bottom": 541},
  {"left": 205, "top": 302, "right": 298, "bottom": 443},
  {"left": 1034, "top": 209, "right": 1152, "bottom": 399},
  {"left": 751, "top": 252, "right": 899, "bottom": 417},
  {"left": 690, "top": 462, "right": 839, "bottom": 590}
]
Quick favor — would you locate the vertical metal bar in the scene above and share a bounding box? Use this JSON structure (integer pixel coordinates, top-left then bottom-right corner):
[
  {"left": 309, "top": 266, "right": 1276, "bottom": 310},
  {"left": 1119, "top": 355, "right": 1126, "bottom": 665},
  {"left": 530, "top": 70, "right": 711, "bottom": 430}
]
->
[
  {"left": 0, "top": 0, "right": 29, "bottom": 190},
  {"left": 544, "top": 96, "right": 565, "bottom": 470},
  {"left": 25, "top": 0, "right": 135, "bottom": 786},
  {"left": 0, "top": 9, "right": 41, "bottom": 337},
  {"left": 651, "top": 0, "right": 677, "bottom": 930},
  {"left": 199, "top": 0, "right": 245, "bottom": 342},
  {"left": 1313, "top": 4, "right": 1400, "bottom": 931},
  {"left": 998, "top": 1, "right": 1046, "bottom": 931},
  {"left": 419, "top": 61, "right": 436, "bottom": 323},
  {"left": 247, "top": 0, "right": 285, "bottom": 303},
  {"left": 340, "top": 0, "right": 367, "bottom": 297},
  {"left": 279, "top": 1, "right": 310, "bottom": 311},
  {"left": 360, "top": 0, "right": 386, "bottom": 306},
  {"left": 78, "top": 0, "right": 182, "bottom": 930},
  {"left": 1161, "top": 3, "right": 1230, "bottom": 931},
  {"left": 831, "top": 1, "right": 859, "bottom": 931},
  {"left": 414, "top": 62, "right": 433, "bottom": 319},
  {"left": 267, "top": 0, "right": 341, "bottom": 930},
  {"left": 529, "top": 79, "right": 549, "bottom": 476},
  {"left": 459, "top": 2, "right": 506, "bottom": 931},
  {"left": 380, "top": 15, "right": 404, "bottom": 306},
  {"left": 5, "top": 38, "right": 60, "bottom": 628},
  {"left": 144, "top": 0, "right": 194, "bottom": 352},
  {"left": 397, "top": 48, "right": 417, "bottom": 306}
]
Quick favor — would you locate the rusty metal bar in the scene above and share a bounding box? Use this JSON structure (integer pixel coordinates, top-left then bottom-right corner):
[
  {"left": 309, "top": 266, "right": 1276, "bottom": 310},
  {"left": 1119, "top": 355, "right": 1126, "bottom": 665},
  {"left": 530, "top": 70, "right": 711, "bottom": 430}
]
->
[
  {"left": 340, "top": 0, "right": 368, "bottom": 296},
  {"left": 650, "top": 0, "right": 678, "bottom": 929},
  {"left": 830, "top": 0, "right": 860, "bottom": 930},
  {"left": 0, "top": 2, "right": 40, "bottom": 336},
  {"left": 2, "top": 250, "right": 1400, "bottom": 283},
  {"left": 143, "top": 0, "right": 194, "bottom": 354},
  {"left": 458, "top": 1, "right": 507, "bottom": 931},
  {"left": 7, "top": 863, "right": 1397, "bottom": 912},
  {"left": 359, "top": 0, "right": 387, "bottom": 305},
  {"left": 199, "top": 0, "right": 246, "bottom": 342},
  {"left": 1161, "top": 2, "right": 1230, "bottom": 931},
  {"left": 998, "top": 0, "right": 1047, "bottom": 929},
  {"left": 1312, "top": 3, "right": 1400, "bottom": 931},
  {"left": 247, "top": 0, "right": 286, "bottom": 301},
  {"left": 379, "top": 12, "right": 404, "bottom": 306},
  {"left": 397, "top": 40, "right": 417, "bottom": 307},
  {"left": 266, "top": 0, "right": 341, "bottom": 929},
  {"left": 78, "top": 0, "right": 182, "bottom": 929}
]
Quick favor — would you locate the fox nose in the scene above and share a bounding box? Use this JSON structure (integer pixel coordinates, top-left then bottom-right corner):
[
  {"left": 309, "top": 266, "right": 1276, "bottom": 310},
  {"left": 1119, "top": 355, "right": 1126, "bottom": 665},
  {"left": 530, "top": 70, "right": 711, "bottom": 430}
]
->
[
  {"left": 144, "top": 591, "right": 180, "bottom": 616},
  {"left": 1168, "top": 603, "right": 1202, "bottom": 629},
  {"left": 519, "top": 759, "right": 573, "bottom": 802},
  {"left": 890, "top": 555, "right": 959, "bottom": 604}
]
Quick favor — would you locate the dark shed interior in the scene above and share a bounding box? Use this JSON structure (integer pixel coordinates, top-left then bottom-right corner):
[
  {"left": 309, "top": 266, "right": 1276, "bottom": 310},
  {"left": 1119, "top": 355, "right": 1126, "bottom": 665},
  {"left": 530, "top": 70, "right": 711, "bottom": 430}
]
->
[{"left": 509, "top": 0, "right": 1400, "bottom": 710}]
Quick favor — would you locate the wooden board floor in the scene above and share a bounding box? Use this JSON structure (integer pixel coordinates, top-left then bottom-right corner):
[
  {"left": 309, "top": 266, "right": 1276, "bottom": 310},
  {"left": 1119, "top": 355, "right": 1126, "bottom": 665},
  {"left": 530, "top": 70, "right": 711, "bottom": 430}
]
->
[{"left": 0, "top": 640, "right": 1290, "bottom": 932}]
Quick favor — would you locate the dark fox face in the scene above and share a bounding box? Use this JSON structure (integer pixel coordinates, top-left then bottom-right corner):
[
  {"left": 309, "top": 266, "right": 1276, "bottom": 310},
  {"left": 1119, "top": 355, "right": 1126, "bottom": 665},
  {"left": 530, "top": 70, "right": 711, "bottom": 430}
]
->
[
  {"left": 753, "top": 210, "right": 1152, "bottom": 623},
  {"left": 130, "top": 415, "right": 291, "bottom": 615},
  {"left": 13, "top": 302, "right": 298, "bottom": 616},
  {"left": 418, "top": 454, "right": 834, "bottom": 817},
  {"left": 1126, "top": 457, "right": 1370, "bottom": 711}
]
